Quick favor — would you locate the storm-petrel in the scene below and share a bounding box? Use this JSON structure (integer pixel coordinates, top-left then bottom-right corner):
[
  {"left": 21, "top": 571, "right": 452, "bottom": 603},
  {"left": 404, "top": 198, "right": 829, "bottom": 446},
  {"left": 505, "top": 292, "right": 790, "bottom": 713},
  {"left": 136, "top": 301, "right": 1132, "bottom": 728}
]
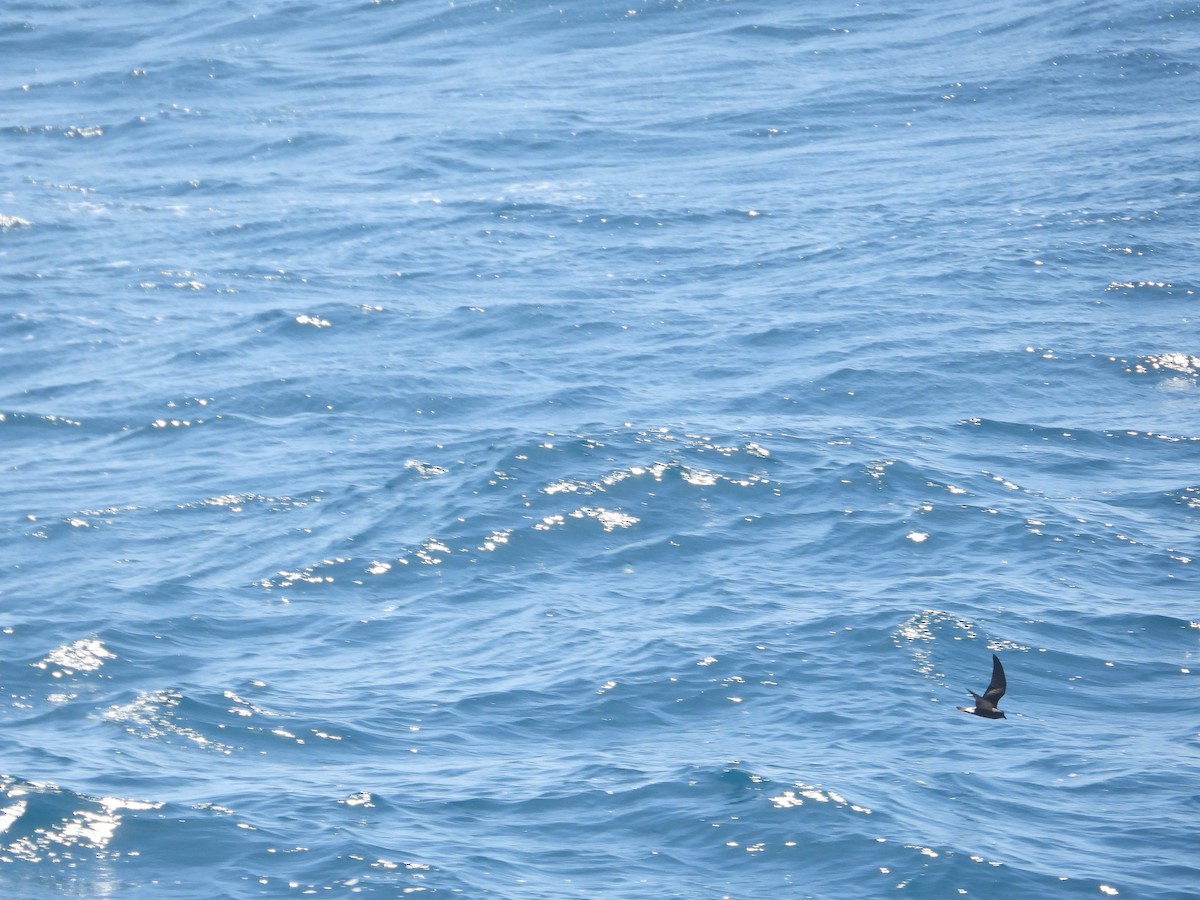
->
[{"left": 957, "top": 653, "right": 1007, "bottom": 719}]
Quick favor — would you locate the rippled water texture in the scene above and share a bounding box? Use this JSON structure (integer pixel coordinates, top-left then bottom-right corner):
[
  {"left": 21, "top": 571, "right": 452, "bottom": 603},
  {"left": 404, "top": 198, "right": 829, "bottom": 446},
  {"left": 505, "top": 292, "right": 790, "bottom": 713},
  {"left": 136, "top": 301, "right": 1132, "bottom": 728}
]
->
[{"left": 2, "top": 1, "right": 1199, "bottom": 897}]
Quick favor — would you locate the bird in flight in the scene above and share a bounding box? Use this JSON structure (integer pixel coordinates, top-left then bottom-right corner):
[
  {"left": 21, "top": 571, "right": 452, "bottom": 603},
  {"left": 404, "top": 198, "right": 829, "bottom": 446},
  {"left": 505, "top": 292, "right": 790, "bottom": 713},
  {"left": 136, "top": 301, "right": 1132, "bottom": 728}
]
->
[{"left": 957, "top": 653, "right": 1007, "bottom": 719}]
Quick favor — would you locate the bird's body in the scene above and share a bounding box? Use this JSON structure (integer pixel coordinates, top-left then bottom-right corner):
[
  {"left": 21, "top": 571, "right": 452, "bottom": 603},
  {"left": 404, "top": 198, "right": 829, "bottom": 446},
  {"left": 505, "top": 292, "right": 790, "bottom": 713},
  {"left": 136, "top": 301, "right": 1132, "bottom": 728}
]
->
[{"left": 957, "top": 653, "right": 1007, "bottom": 719}]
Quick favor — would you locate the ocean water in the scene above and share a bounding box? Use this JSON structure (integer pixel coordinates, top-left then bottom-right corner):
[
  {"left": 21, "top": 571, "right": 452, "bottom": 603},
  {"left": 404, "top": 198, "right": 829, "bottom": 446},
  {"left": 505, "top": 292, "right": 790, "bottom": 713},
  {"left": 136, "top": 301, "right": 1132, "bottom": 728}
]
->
[{"left": 2, "top": 0, "right": 1199, "bottom": 896}]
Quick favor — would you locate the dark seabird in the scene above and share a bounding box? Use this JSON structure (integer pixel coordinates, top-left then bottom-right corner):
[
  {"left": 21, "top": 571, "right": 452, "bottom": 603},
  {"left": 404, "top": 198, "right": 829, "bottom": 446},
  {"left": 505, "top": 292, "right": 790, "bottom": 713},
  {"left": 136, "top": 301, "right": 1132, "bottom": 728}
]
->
[{"left": 957, "top": 653, "right": 1007, "bottom": 719}]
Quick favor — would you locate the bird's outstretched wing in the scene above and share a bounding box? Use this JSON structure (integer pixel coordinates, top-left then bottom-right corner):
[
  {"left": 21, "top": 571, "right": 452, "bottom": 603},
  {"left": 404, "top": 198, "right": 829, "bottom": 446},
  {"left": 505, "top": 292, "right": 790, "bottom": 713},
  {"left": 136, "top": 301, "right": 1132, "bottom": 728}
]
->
[
  {"left": 981, "top": 653, "right": 1006, "bottom": 705},
  {"left": 965, "top": 689, "right": 991, "bottom": 712}
]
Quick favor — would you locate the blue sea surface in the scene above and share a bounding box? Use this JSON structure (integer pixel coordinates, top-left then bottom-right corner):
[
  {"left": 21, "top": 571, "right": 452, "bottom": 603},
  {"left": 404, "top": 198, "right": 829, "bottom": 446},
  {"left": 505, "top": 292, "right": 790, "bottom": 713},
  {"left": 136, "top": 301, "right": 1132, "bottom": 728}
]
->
[{"left": 3, "top": 1, "right": 1199, "bottom": 896}]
